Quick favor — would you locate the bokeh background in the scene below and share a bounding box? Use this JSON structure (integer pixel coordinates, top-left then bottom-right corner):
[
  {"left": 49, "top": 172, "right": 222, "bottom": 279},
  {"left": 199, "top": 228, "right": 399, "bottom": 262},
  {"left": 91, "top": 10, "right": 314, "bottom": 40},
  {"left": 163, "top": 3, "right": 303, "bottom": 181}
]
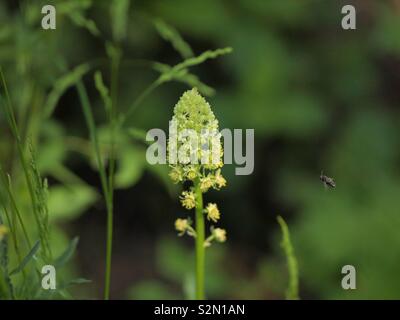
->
[{"left": 1, "top": 0, "right": 400, "bottom": 299}]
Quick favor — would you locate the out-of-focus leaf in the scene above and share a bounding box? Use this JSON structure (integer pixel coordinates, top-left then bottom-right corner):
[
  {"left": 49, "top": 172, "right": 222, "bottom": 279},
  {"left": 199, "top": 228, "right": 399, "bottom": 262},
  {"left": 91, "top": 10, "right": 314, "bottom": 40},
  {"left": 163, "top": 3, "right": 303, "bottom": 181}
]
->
[
  {"left": 110, "top": 0, "right": 130, "bottom": 42},
  {"left": 127, "top": 127, "right": 148, "bottom": 144},
  {"left": 43, "top": 64, "right": 91, "bottom": 118},
  {"left": 154, "top": 18, "right": 194, "bottom": 59},
  {"left": 9, "top": 240, "right": 40, "bottom": 276},
  {"left": 115, "top": 146, "right": 145, "bottom": 189},
  {"left": 36, "top": 121, "right": 67, "bottom": 173},
  {"left": 48, "top": 185, "right": 97, "bottom": 221},
  {"left": 97, "top": 126, "right": 146, "bottom": 189}
]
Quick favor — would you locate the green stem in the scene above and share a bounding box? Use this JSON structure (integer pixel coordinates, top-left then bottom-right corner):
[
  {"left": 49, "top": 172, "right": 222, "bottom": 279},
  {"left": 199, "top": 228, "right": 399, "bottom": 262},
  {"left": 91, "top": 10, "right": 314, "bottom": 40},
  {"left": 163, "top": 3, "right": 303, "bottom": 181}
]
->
[
  {"left": 103, "top": 48, "right": 120, "bottom": 300},
  {"left": 194, "top": 180, "right": 205, "bottom": 300},
  {"left": 76, "top": 81, "right": 112, "bottom": 299},
  {"left": 104, "top": 197, "right": 113, "bottom": 300}
]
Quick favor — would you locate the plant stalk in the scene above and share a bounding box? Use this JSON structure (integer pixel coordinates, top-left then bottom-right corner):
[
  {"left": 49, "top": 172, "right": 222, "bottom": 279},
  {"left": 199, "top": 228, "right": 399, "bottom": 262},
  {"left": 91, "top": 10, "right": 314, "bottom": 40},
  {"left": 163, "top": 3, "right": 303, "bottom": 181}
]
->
[
  {"left": 194, "top": 180, "right": 205, "bottom": 300},
  {"left": 104, "top": 197, "right": 113, "bottom": 300},
  {"left": 103, "top": 47, "right": 121, "bottom": 300}
]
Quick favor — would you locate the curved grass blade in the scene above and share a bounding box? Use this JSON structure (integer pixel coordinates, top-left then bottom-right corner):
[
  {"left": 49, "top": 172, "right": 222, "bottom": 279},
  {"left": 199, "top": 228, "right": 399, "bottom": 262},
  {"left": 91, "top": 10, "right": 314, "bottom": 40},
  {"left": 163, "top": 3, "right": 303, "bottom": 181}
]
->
[
  {"left": 277, "top": 215, "right": 299, "bottom": 300},
  {"left": 174, "top": 47, "right": 232, "bottom": 71},
  {"left": 154, "top": 18, "right": 194, "bottom": 59},
  {"left": 9, "top": 240, "right": 40, "bottom": 276},
  {"left": 54, "top": 237, "right": 79, "bottom": 268},
  {"left": 43, "top": 63, "right": 91, "bottom": 118}
]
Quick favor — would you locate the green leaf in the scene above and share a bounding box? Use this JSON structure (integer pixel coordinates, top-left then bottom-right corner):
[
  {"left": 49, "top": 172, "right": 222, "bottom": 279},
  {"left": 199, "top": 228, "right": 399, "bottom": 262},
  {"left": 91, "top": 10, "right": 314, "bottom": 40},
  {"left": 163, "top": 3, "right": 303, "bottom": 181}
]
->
[
  {"left": 127, "top": 127, "right": 148, "bottom": 144},
  {"left": 43, "top": 64, "right": 91, "bottom": 118},
  {"left": 9, "top": 240, "right": 40, "bottom": 276},
  {"left": 48, "top": 184, "right": 97, "bottom": 221},
  {"left": 154, "top": 18, "right": 194, "bottom": 59},
  {"left": 36, "top": 121, "right": 67, "bottom": 173},
  {"left": 54, "top": 237, "right": 79, "bottom": 268},
  {"left": 115, "top": 146, "right": 145, "bottom": 189}
]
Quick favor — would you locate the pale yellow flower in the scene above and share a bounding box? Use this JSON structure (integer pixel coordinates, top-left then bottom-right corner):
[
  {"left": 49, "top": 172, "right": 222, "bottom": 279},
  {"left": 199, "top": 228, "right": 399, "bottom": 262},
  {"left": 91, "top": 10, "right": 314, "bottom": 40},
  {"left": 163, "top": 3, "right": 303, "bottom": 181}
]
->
[
  {"left": 185, "top": 167, "right": 197, "bottom": 180},
  {"left": 175, "top": 218, "right": 189, "bottom": 235},
  {"left": 200, "top": 176, "right": 213, "bottom": 192},
  {"left": 214, "top": 170, "right": 226, "bottom": 189},
  {"left": 203, "top": 240, "right": 211, "bottom": 248},
  {"left": 213, "top": 228, "right": 227, "bottom": 242},
  {"left": 180, "top": 191, "right": 196, "bottom": 210},
  {"left": 169, "top": 167, "right": 183, "bottom": 184},
  {"left": 205, "top": 203, "right": 220, "bottom": 222}
]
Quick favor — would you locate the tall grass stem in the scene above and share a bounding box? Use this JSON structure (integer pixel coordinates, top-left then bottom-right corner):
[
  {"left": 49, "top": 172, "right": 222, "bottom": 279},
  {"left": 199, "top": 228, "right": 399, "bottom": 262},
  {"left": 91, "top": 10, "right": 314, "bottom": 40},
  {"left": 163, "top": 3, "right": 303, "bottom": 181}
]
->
[{"left": 194, "top": 180, "right": 205, "bottom": 299}]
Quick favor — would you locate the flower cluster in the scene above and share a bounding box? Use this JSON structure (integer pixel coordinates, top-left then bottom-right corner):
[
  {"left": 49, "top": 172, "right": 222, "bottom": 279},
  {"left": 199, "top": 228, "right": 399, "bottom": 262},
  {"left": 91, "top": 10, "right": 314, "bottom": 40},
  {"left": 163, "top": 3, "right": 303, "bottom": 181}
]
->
[{"left": 169, "top": 88, "right": 227, "bottom": 247}]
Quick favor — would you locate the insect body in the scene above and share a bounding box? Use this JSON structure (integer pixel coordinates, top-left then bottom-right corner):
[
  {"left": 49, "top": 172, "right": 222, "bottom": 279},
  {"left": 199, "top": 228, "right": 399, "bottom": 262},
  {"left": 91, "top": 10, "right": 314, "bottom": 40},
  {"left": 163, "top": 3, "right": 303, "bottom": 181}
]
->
[{"left": 320, "top": 171, "right": 336, "bottom": 188}]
